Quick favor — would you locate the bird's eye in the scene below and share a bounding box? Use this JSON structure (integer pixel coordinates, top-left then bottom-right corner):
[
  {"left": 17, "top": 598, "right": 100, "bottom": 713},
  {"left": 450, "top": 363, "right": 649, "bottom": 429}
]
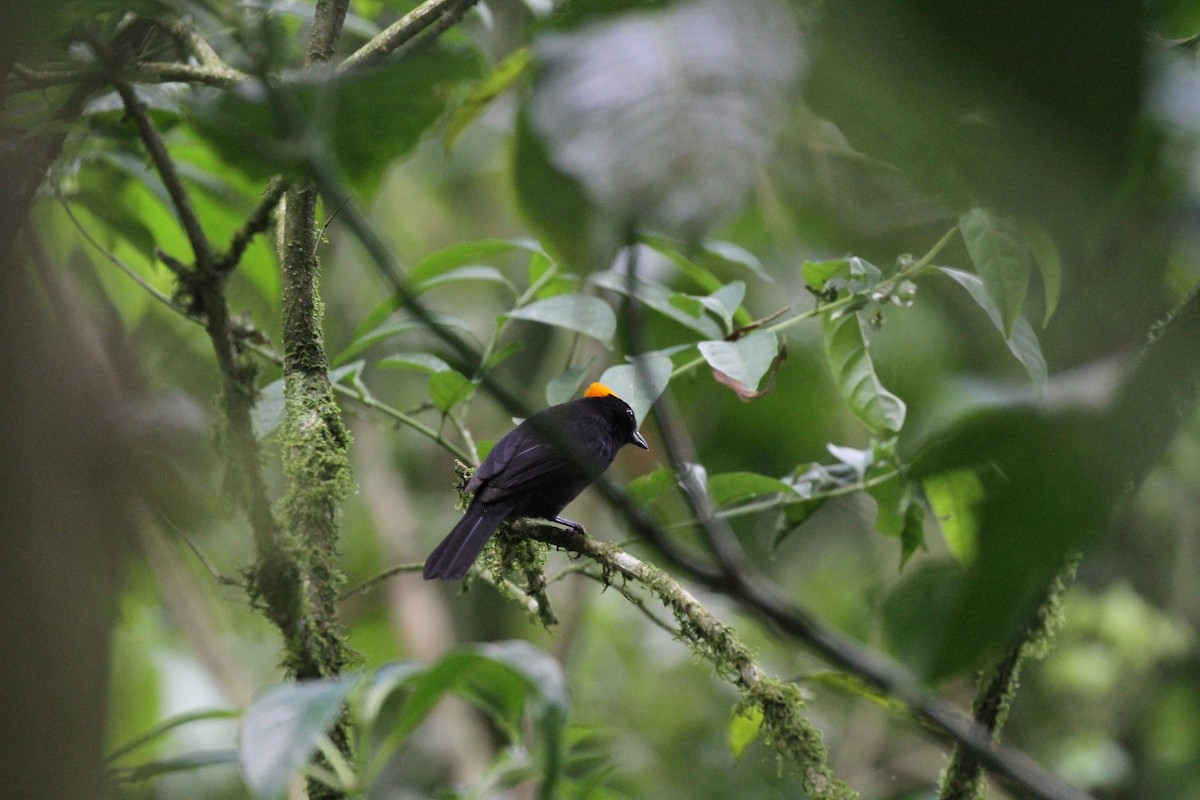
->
[{"left": 627, "top": 408, "right": 635, "bottom": 420}]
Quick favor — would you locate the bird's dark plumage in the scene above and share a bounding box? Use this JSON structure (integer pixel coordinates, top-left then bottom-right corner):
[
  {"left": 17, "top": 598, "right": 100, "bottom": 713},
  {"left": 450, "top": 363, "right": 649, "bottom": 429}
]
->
[{"left": 423, "top": 383, "right": 649, "bottom": 581}]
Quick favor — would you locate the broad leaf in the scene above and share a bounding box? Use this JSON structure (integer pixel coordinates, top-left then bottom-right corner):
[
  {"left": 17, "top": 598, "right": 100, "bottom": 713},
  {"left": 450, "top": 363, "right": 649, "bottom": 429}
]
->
[
  {"left": 189, "top": 49, "right": 481, "bottom": 193},
  {"left": 240, "top": 676, "right": 359, "bottom": 800},
  {"left": 444, "top": 48, "right": 534, "bottom": 149},
  {"left": 337, "top": 312, "right": 473, "bottom": 366},
  {"left": 408, "top": 238, "right": 545, "bottom": 287},
  {"left": 959, "top": 207, "right": 1032, "bottom": 338},
  {"left": 545, "top": 364, "right": 592, "bottom": 406},
  {"left": 598, "top": 352, "right": 673, "bottom": 423},
  {"left": 377, "top": 352, "right": 452, "bottom": 375},
  {"left": 428, "top": 370, "right": 475, "bottom": 413},
  {"left": 505, "top": 294, "right": 616, "bottom": 347},
  {"left": 728, "top": 706, "right": 764, "bottom": 759},
  {"left": 822, "top": 310, "right": 906, "bottom": 434},
  {"left": 698, "top": 330, "right": 779, "bottom": 397},
  {"left": 590, "top": 269, "right": 723, "bottom": 338},
  {"left": 527, "top": 0, "right": 803, "bottom": 239},
  {"left": 707, "top": 472, "right": 793, "bottom": 507},
  {"left": 940, "top": 267, "right": 1047, "bottom": 388},
  {"left": 626, "top": 467, "right": 678, "bottom": 507},
  {"left": 923, "top": 468, "right": 983, "bottom": 565}
]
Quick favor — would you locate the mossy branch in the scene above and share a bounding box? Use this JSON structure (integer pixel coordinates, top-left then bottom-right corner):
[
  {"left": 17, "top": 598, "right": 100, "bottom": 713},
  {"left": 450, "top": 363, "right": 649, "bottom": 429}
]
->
[{"left": 939, "top": 559, "right": 1078, "bottom": 800}]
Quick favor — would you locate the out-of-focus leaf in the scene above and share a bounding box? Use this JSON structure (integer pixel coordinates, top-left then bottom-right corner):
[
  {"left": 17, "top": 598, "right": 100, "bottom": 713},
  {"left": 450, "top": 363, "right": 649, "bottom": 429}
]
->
[
  {"left": 801, "top": 671, "right": 911, "bottom": 716},
  {"left": 414, "top": 265, "right": 517, "bottom": 295},
  {"left": 546, "top": 364, "right": 592, "bottom": 406},
  {"left": 707, "top": 472, "right": 793, "bottom": 507},
  {"left": 240, "top": 675, "right": 359, "bottom": 800},
  {"left": 881, "top": 561, "right": 971, "bottom": 677},
  {"left": 444, "top": 48, "right": 533, "bottom": 149},
  {"left": 900, "top": 501, "right": 926, "bottom": 568},
  {"left": 114, "top": 750, "right": 240, "bottom": 783},
  {"left": 698, "top": 331, "right": 779, "bottom": 398},
  {"left": 336, "top": 312, "right": 473, "bottom": 366},
  {"left": 526, "top": 0, "right": 803, "bottom": 241},
  {"left": 698, "top": 281, "right": 745, "bottom": 332},
  {"left": 959, "top": 208, "right": 1032, "bottom": 338},
  {"left": 590, "top": 269, "right": 724, "bottom": 338},
  {"left": 626, "top": 467, "right": 678, "bottom": 507},
  {"left": 188, "top": 49, "right": 480, "bottom": 194},
  {"left": 377, "top": 352, "right": 452, "bottom": 375},
  {"left": 1021, "top": 220, "right": 1063, "bottom": 327},
  {"left": 702, "top": 240, "right": 771, "bottom": 281},
  {"left": 727, "top": 706, "right": 764, "bottom": 759},
  {"left": 252, "top": 378, "right": 286, "bottom": 440},
  {"left": 867, "top": 474, "right": 911, "bottom": 539},
  {"left": 940, "top": 267, "right": 1047, "bottom": 388},
  {"left": 822, "top": 310, "right": 906, "bottom": 433},
  {"left": 107, "top": 709, "right": 240, "bottom": 764},
  {"left": 429, "top": 369, "right": 475, "bottom": 413},
  {"left": 802, "top": 258, "right": 851, "bottom": 293},
  {"left": 409, "top": 238, "right": 545, "bottom": 288},
  {"left": 505, "top": 294, "right": 616, "bottom": 347},
  {"left": 923, "top": 468, "right": 983, "bottom": 564},
  {"left": 598, "top": 352, "right": 673, "bottom": 423}
]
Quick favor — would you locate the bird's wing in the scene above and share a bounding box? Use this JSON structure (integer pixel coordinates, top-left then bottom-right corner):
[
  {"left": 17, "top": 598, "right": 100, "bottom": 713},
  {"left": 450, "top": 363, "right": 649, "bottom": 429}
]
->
[{"left": 467, "top": 407, "right": 594, "bottom": 502}]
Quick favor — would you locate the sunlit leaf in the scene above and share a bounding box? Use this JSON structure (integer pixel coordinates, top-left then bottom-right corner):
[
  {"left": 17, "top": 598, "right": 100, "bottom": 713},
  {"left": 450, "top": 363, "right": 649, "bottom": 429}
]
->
[
  {"left": 923, "top": 468, "right": 984, "bottom": 565},
  {"left": 444, "top": 48, "right": 533, "bottom": 149},
  {"left": 728, "top": 706, "right": 764, "bottom": 759}
]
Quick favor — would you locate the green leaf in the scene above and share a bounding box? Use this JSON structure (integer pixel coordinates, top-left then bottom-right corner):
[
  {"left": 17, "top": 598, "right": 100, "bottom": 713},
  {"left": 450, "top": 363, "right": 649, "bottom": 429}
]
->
[
  {"left": 107, "top": 709, "right": 240, "bottom": 763},
  {"left": 428, "top": 369, "right": 475, "bottom": 413},
  {"left": 377, "top": 352, "right": 452, "bottom": 375},
  {"left": 867, "top": 475, "right": 911, "bottom": 539},
  {"left": 959, "top": 207, "right": 1032, "bottom": 338},
  {"left": 822, "top": 310, "right": 906, "bottom": 434},
  {"left": 444, "top": 48, "right": 533, "bottom": 149},
  {"left": 189, "top": 49, "right": 482, "bottom": 193},
  {"left": 702, "top": 240, "right": 771, "bottom": 282},
  {"left": 546, "top": 364, "right": 592, "bottom": 406},
  {"left": 923, "top": 468, "right": 984, "bottom": 565},
  {"left": 414, "top": 265, "right": 517, "bottom": 295},
  {"left": 240, "top": 675, "right": 359, "bottom": 800},
  {"left": 336, "top": 312, "right": 473, "bottom": 366},
  {"left": 900, "top": 501, "right": 926, "bottom": 568},
  {"left": 697, "top": 330, "right": 780, "bottom": 396},
  {"left": 485, "top": 340, "right": 525, "bottom": 370},
  {"left": 802, "top": 258, "right": 851, "bottom": 292},
  {"left": 800, "top": 671, "right": 910, "bottom": 716},
  {"left": 707, "top": 472, "right": 793, "bottom": 507},
  {"left": 626, "top": 467, "right": 677, "bottom": 507},
  {"left": 727, "top": 706, "right": 764, "bottom": 759},
  {"left": 881, "top": 561, "right": 970, "bottom": 677},
  {"left": 1021, "top": 220, "right": 1062, "bottom": 326},
  {"left": 773, "top": 497, "right": 827, "bottom": 547},
  {"left": 939, "top": 267, "right": 1047, "bottom": 388},
  {"left": 114, "top": 750, "right": 240, "bottom": 783},
  {"left": 506, "top": 294, "right": 617, "bottom": 347},
  {"left": 598, "top": 352, "right": 673, "bottom": 423},
  {"left": 409, "top": 238, "right": 544, "bottom": 287},
  {"left": 698, "top": 281, "right": 746, "bottom": 333},
  {"left": 590, "top": 269, "right": 724, "bottom": 339}
]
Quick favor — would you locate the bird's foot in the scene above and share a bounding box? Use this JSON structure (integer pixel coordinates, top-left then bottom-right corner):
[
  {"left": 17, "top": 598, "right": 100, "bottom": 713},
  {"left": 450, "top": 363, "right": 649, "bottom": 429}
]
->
[{"left": 550, "top": 516, "right": 586, "bottom": 535}]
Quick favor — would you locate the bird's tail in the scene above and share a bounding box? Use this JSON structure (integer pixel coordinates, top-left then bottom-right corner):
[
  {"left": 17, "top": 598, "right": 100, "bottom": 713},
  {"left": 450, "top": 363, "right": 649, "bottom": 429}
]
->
[{"left": 423, "top": 499, "right": 510, "bottom": 581}]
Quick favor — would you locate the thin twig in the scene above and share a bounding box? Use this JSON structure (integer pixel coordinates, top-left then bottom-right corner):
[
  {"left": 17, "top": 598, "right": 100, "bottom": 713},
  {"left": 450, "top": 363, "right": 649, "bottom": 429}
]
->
[
  {"left": 339, "top": 0, "right": 481, "bottom": 71},
  {"left": 339, "top": 563, "right": 425, "bottom": 600},
  {"left": 114, "top": 80, "right": 213, "bottom": 270},
  {"left": 216, "top": 177, "right": 289, "bottom": 273}
]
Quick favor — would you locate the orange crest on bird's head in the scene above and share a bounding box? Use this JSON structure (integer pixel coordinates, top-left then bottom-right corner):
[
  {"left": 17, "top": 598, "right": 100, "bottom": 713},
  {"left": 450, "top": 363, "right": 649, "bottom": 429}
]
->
[{"left": 584, "top": 382, "right": 618, "bottom": 399}]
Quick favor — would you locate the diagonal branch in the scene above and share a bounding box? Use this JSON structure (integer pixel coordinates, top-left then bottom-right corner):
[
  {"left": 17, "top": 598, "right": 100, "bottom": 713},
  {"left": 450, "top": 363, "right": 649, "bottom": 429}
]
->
[
  {"left": 339, "top": 0, "right": 481, "bottom": 71},
  {"left": 114, "top": 81, "right": 213, "bottom": 271}
]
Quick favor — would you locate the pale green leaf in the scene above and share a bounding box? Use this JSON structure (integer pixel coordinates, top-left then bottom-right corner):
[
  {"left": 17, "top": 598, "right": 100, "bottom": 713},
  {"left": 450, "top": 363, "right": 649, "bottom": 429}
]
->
[
  {"left": 598, "top": 352, "right": 673, "bottom": 423},
  {"left": 697, "top": 330, "right": 779, "bottom": 395},
  {"left": 821, "top": 312, "right": 906, "bottom": 433},
  {"left": 728, "top": 706, "right": 764, "bottom": 759},
  {"left": 940, "top": 267, "right": 1047, "bottom": 388},
  {"left": 428, "top": 370, "right": 475, "bottom": 413},
  {"left": 505, "top": 294, "right": 616, "bottom": 347},
  {"left": 923, "top": 469, "right": 983, "bottom": 564}
]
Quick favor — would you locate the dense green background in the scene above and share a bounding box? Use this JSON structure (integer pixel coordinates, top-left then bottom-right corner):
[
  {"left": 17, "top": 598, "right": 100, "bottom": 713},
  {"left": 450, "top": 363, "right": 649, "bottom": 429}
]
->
[{"left": 5, "top": 1, "right": 1200, "bottom": 798}]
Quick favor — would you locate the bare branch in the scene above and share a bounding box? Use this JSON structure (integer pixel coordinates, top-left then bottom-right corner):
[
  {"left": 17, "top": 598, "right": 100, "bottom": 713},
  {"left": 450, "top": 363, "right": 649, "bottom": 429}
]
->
[{"left": 340, "top": 0, "right": 481, "bottom": 71}]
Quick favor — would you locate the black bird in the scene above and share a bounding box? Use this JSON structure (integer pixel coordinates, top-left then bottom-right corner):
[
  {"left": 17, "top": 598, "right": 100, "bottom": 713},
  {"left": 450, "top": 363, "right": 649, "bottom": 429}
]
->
[{"left": 423, "top": 383, "right": 649, "bottom": 581}]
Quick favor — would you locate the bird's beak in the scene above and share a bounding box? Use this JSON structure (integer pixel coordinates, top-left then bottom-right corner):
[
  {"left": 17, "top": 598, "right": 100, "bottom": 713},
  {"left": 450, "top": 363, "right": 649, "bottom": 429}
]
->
[{"left": 632, "top": 430, "right": 650, "bottom": 450}]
